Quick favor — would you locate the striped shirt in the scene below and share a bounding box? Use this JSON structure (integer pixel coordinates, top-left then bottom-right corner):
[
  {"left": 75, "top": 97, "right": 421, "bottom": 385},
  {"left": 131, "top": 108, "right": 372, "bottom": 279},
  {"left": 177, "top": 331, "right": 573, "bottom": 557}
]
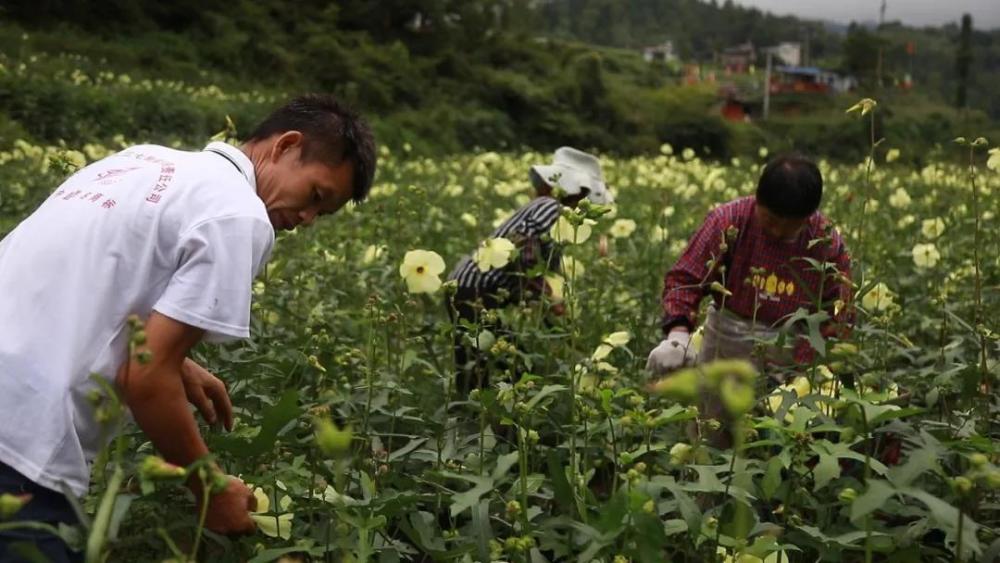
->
[{"left": 449, "top": 196, "right": 563, "bottom": 301}]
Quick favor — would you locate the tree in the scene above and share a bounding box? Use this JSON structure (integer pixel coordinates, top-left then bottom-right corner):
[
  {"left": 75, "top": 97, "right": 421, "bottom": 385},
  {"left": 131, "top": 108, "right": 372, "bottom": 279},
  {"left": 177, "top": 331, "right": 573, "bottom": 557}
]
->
[{"left": 956, "top": 13, "right": 972, "bottom": 109}]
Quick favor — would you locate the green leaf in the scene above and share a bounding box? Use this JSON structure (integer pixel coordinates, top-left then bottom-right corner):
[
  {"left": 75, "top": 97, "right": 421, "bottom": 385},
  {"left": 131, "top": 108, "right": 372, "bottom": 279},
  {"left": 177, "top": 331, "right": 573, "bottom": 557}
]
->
[
  {"left": 869, "top": 406, "right": 924, "bottom": 426},
  {"left": 442, "top": 472, "right": 494, "bottom": 517},
  {"left": 898, "top": 488, "right": 982, "bottom": 556},
  {"left": 471, "top": 499, "right": 493, "bottom": 563},
  {"left": 214, "top": 389, "right": 302, "bottom": 457},
  {"left": 107, "top": 494, "right": 136, "bottom": 541},
  {"left": 850, "top": 479, "right": 895, "bottom": 522},
  {"left": 248, "top": 546, "right": 317, "bottom": 563},
  {"left": 524, "top": 384, "right": 568, "bottom": 411},
  {"left": 665, "top": 482, "right": 702, "bottom": 533},
  {"left": 388, "top": 437, "right": 428, "bottom": 462},
  {"left": 888, "top": 445, "right": 941, "bottom": 487},
  {"left": 492, "top": 451, "right": 520, "bottom": 481},
  {"left": 664, "top": 518, "right": 688, "bottom": 536},
  {"left": 812, "top": 451, "right": 840, "bottom": 491},
  {"left": 761, "top": 456, "right": 783, "bottom": 500}
]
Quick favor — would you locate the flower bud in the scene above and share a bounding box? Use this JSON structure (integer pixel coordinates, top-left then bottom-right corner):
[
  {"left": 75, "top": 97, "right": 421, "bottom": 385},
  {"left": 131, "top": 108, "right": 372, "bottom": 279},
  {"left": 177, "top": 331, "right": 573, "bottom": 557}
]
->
[
  {"left": 969, "top": 453, "right": 988, "bottom": 468},
  {"left": 139, "top": 456, "right": 187, "bottom": 480},
  {"left": 838, "top": 488, "right": 857, "bottom": 503},
  {"left": 0, "top": 493, "right": 31, "bottom": 519},
  {"left": 986, "top": 471, "right": 1000, "bottom": 489},
  {"left": 670, "top": 442, "right": 693, "bottom": 465},
  {"left": 315, "top": 417, "right": 353, "bottom": 457},
  {"left": 952, "top": 476, "right": 973, "bottom": 495},
  {"left": 506, "top": 499, "right": 522, "bottom": 517}
]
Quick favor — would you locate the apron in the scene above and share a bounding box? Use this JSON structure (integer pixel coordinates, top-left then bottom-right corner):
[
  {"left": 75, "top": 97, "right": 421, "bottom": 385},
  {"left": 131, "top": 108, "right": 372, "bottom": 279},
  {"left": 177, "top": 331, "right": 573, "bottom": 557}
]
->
[{"left": 698, "top": 304, "right": 795, "bottom": 382}]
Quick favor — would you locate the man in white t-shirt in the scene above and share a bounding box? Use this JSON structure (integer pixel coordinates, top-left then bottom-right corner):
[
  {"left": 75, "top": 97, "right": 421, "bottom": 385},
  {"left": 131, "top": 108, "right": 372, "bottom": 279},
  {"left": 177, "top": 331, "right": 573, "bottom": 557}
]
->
[{"left": 0, "top": 94, "right": 376, "bottom": 560}]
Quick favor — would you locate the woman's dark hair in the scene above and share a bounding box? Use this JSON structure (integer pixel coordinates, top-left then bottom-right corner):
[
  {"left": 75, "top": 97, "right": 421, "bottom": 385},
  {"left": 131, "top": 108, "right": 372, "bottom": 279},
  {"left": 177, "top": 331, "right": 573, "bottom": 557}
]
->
[
  {"left": 245, "top": 94, "right": 376, "bottom": 203},
  {"left": 755, "top": 154, "right": 823, "bottom": 218}
]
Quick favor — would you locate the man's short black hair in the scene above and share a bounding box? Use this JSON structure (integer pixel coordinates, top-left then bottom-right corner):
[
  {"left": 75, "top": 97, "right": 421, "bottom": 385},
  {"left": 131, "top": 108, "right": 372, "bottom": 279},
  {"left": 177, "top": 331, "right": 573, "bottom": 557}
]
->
[
  {"left": 755, "top": 154, "right": 823, "bottom": 219},
  {"left": 245, "top": 94, "right": 376, "bottom": 203}
]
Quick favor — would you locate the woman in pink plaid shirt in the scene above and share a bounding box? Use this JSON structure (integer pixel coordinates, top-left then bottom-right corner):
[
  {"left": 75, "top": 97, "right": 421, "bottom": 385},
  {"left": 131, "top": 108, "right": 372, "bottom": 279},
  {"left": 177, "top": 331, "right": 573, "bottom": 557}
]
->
[{"left": 647, "top": 154, "right": 852, "bottom": 381}]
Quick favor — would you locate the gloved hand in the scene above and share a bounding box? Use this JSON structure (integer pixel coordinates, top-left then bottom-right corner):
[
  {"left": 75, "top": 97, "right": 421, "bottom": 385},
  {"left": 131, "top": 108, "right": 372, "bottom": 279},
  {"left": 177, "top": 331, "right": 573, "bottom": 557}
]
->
[{"left": 646, "top": 331, "right": 699, "bottom": 375}]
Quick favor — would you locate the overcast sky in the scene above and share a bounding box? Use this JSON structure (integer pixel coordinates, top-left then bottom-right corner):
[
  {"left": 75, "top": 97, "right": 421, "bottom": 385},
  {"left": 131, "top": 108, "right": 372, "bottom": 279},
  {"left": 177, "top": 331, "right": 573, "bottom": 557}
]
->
[{"left": 731, "top": 0, "right": 1000, "bottom": 29}]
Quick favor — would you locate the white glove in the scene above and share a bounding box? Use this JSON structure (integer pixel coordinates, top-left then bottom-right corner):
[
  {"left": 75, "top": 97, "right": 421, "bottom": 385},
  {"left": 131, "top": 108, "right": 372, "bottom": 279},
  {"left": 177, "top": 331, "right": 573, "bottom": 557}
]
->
[{"left": 646, "top": 331, "right": 699, "bottom": 375}]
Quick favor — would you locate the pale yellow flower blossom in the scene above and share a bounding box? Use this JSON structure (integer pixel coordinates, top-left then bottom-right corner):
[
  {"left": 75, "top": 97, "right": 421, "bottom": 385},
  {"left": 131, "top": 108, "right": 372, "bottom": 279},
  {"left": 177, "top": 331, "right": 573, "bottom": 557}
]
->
[
  {"left": 912, "top": 243, "right": 941, "bottom": 269},
  {"left": 399, "top": 250, "right": 446, "bottom": 294},
  {"left": 473, "top": 237, "right": 516, "bottom": 272}
]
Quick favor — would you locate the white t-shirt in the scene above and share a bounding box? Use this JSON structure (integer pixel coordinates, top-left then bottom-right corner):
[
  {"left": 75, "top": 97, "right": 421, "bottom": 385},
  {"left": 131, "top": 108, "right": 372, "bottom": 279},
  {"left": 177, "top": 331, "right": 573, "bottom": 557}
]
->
[{"left": 0, "top": 142, "right": 274, "bottom": 496}]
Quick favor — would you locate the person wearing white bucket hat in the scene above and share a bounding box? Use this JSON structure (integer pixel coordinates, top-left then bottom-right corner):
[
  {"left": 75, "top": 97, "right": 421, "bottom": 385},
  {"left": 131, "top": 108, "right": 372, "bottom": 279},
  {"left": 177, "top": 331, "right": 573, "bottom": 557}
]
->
[
  {"left": 528, "top": 147, "right": 614, "bottom": 206},
  {"left": 446, "top": 146, "right": 612, "bottom": 394}
]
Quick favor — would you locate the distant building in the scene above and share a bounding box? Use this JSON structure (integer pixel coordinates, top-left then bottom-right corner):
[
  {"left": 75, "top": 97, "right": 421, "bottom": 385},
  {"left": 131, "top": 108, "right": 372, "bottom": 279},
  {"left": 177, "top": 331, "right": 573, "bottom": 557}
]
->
[
  {"left": 770, "top": 66, "right": 857, "bottom": 94},
  {"left": 642, "top": 41, "right": 677, "bottom": 63},
  {"left": 721, "top": 42, "right": 756, "bottom": 74},
  {"left": 767, "top": 42, "right": 802, "bottom": 66}
]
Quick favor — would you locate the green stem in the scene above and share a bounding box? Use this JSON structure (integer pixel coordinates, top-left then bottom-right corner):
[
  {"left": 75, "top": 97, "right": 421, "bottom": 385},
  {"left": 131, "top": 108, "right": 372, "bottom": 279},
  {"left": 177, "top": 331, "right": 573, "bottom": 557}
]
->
[
  {"left": 85, "top": 464, "right": 125, "bottom": 563},
  {"left": 188, "top": 479, "right": 212, "bottom": 562}
]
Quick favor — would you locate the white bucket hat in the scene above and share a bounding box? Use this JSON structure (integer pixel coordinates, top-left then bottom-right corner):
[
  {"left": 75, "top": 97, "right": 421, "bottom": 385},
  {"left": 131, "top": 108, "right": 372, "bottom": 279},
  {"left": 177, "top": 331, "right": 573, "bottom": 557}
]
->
[{"left": 530, "top": 147, "right": 613, "bottom": 205}]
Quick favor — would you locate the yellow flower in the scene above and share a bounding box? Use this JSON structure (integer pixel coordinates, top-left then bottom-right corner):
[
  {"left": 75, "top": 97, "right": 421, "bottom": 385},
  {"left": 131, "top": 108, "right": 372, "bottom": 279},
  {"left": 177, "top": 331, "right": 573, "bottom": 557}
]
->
[
  {"left": 473, "top": 237, "right": 515, "bottom": 272},
  {"left": 759, "top": 147, "right": 769, "bottom": 159},
  {"left": 766, "top": 376, "right": 810, "bottom": 414},
  {"left": 608, "top": 218, "right": 637, "bottom": 239},
  {"left": 988, "top": 148, "right": 1000, "bottom": 171},
  {"left": 888, "top": 187, "right": 910, "bottom": 208},
  {"left": 651, "top": 225, "right": 669, "bottom": 243},
  {"left": 861, "top": 282, "right": 895, "bottom": 312},
  {"left": 591, "top": 344, "right": 613, "bottom": 361},
  {"left": 460, "top": 212, "right": 477, "bottom": 227},
  {"left": 251, "top": 487, "right": 293, "bottom": 540},
  {"left": 550, "top": 216, "right": 595, "bottom": 244},
  {"left": 399, "top": 250, "right": 446, "bottom": 294},
  {"left": 474, "top": 329, "right": 497, "bottom": 352},
  {"left": 845, "top": 98, "right": 877, "bottom": 116},
  {"left": 361, "top": 244, "right": 385, "bottom": 264},
  {"left": 886, "top": 148, "right": 900, "bottom": 163},
  {"left": 921, "top": 217, "right": 945, "bottom": 239},
  {"left": 682, "top": 148, "right": 696, "bottom": 161},
  {"left": 544, "top": 273, "right": 565, "bottom": 302},
  {"left": 912, "top": 243, "right": 940, "bottom": 269},
  {"left": 604, "top": 331, "right": 630, "bottom": 347},
  {"left": 561, "top": 256, "right": 585, "bottom": 280},
  {"left": 59, "top": 149, "right": 86, "bottom": 172}
]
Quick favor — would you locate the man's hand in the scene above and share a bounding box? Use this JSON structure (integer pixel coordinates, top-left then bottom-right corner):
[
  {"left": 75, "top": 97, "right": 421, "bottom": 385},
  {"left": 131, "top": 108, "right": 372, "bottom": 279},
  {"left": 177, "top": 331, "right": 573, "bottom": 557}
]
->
[
  {"left": 197, "top": 476, "right": 257, "bottom": 535},
  {"left": 180, "top": 359, "right": 234, "bottom": 431},
  {"left": 646, "top": 330, "right": 699, "bottom": 375}
]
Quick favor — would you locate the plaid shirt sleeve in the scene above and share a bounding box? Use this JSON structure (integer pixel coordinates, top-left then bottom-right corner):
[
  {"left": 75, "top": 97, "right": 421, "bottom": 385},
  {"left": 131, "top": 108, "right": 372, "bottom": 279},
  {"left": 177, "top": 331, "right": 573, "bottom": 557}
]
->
[
  {"left": 793, "top": 226, "right": 854, "bottom": 363},
  {"left": 661, "top": 207, "right": 730, "bottom": 333}
]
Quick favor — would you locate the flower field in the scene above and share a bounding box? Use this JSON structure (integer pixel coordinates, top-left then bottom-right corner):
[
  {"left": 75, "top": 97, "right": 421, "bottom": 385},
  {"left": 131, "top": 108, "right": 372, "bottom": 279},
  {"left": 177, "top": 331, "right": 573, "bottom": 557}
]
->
[{"left": 1, "top": 114, "right": 999, "bottom": 562}]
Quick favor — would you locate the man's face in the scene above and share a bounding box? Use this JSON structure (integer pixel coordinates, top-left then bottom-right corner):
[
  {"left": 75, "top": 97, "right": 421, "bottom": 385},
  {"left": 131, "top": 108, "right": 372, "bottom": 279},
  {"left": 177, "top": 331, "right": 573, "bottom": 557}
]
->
[
  {"left": 755, "top": 204, "right": 808, "bottom": 242},
  {"left": 255, "top": 132, "right": 356, "bottom": 231}
]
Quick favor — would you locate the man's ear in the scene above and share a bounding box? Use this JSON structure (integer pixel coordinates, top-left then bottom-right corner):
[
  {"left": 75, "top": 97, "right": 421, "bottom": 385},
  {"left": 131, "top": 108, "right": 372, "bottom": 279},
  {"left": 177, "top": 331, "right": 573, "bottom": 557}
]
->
[{"left": 270, "top": 131, "right": 305, "bottom": 163}]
